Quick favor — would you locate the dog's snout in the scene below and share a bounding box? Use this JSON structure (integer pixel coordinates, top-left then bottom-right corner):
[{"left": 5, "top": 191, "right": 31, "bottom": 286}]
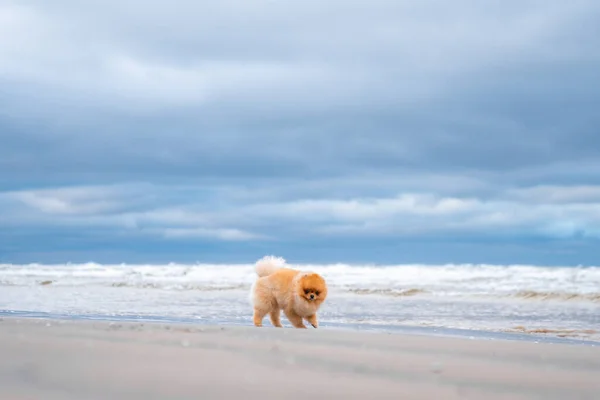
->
[{"left": 310, "top": 294, "right": 315, "bottom": 299}]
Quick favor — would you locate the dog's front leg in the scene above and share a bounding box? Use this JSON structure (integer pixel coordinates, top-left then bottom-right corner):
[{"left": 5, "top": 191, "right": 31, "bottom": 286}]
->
[
  {"left": 305, "top": 314, "right": 318, "bottom": 328},
  {"left": 284, "top": 309, "right": 307, "bottom": 328}
]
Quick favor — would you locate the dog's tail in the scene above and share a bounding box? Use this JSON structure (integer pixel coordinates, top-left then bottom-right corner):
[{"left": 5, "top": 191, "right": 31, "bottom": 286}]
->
[{"left": 255, "top": 255, "right": 286, "bottom": 277}]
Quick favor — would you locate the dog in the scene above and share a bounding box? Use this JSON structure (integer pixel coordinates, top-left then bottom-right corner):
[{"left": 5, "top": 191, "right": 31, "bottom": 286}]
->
[{"left": 250, "top": 256, "right": 327, "bottom": 328}]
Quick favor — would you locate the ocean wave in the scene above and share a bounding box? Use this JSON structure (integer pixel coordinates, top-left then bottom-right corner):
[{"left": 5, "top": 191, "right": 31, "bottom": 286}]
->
[
  {"left": 344, "top": 288, "right": 600, "bottom": 303},
  {"left": 1, "top": 262, "right": 599, "bottom": 303},
  {"left": 109, "top": 282, "right": 250, "bottom": 291},
  {"left": 508, "top": 326, "right": 599, "bottom": 339},
  {"left": 512, "top": 290, "right": 600, "bottom": 303},
  {"left": 346, "top": 288, "right": 428, "bottom": 297}
]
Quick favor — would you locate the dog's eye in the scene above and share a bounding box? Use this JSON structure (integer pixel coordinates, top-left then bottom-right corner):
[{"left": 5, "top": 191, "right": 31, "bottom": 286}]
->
[
  {"left": 315, "top": 291, "right": 320, "bottom": 296},
  {"left": 304, "top": 289, "right": 310, "bottom": 294}
]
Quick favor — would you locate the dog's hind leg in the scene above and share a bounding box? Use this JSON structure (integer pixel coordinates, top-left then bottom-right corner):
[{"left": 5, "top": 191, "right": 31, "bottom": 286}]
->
[
  {"left": 269, "top": 309, "right": 283, "bottom": 328},
  {"left": 253, "top": 307, "right": 269, "bottom": 327}
]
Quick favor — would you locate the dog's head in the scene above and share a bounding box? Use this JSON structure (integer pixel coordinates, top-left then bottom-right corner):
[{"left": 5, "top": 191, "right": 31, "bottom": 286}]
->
[{"left": 296, "top": 273, "right": 328, "bottom": 305}]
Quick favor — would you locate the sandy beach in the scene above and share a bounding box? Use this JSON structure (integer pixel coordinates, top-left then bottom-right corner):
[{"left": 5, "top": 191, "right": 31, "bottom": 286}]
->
[{"left": 0, "top": 318, "right": 598, "bottom": 399}]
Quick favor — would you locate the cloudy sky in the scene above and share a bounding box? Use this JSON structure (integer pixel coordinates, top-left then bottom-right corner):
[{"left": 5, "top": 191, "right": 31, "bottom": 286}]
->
[{"left": 1, "top": 0, "right": 600, "bottom": 265}]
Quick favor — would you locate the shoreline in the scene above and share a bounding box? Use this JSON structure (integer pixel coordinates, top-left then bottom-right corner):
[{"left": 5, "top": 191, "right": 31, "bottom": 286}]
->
[
  {"left": 1, "top": 309, "right": 598, "bottom": 346},
  {"left": 1, "top": 317, "right": 599, "bottom": 399}
]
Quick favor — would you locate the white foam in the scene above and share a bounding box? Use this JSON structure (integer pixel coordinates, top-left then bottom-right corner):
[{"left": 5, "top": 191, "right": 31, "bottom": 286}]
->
[
  {"left": 1, "top": 262, "right": 599, "bottom": 302},
  {"left": 1, "top": 262, "right": 599, "bottom": 341}
]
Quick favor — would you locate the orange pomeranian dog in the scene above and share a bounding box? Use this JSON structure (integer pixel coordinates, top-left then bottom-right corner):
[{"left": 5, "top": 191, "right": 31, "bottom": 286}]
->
[{"left": 250, "top": 256, "right": 328, "bottom": 329}]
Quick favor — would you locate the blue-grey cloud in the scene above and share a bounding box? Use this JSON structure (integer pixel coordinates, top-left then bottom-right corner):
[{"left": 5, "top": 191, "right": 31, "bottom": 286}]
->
[{"left": 1, "top": 0, "right": 600, "bottom": 263}]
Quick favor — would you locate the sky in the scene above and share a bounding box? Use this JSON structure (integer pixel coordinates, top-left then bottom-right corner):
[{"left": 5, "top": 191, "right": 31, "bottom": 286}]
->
[{"left": 1, "top": 0, "right": 600, "bottom": 265}]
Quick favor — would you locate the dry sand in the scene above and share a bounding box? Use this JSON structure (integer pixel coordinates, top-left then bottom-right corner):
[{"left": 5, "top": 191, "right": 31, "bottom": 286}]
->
[{"left": 1, "top": 318, "right": 599, "bottom": 399}]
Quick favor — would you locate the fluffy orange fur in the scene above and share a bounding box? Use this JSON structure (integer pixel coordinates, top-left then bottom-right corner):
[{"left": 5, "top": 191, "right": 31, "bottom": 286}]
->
[{"left": 250, "top": 256, "right": 328, "bottom": 328}]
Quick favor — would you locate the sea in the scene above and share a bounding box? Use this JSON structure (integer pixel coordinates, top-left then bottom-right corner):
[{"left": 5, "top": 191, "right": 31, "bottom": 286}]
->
[{"left": 1, "top": 261, "right": 599, "bottom": 344}]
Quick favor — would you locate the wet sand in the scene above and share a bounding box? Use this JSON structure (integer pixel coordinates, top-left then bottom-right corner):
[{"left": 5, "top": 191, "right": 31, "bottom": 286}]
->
[{"left": 1, "top": 317, "right": 598, "bottom": 399}]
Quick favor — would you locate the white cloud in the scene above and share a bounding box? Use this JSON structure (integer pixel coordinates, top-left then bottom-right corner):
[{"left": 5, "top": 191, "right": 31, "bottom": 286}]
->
[
  {"left": 2, "top": 0, "right": 595, "bottom": 117},
  {"left": 101, "top": 55, "right": 335, "bottom": 109},
  {"left": 0, "top": 184, "right": 264, "bottom": 241},
  {"left": 3, "top": 182, "right": 600, "bottom": 241},
  {"left": 507, "top": 185, "right": 600, "bottom": 204},
  {"left": 3, "top": 184, "right": 150, "bottom": 215},
  {"left": 161, "top": 227, "right": 264, "bottom": 241},
  {"left": 237, "top": 187, "right": 600, "bottom": 238},
  {"left": 257, "top": 194, "right": 479, "bottom": 222},
  {"left": 2, "top": 0, "right": 600, "bottom": 250},
  {"left": 0, "top": 3, "right": 359, "bottom": 114}
]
